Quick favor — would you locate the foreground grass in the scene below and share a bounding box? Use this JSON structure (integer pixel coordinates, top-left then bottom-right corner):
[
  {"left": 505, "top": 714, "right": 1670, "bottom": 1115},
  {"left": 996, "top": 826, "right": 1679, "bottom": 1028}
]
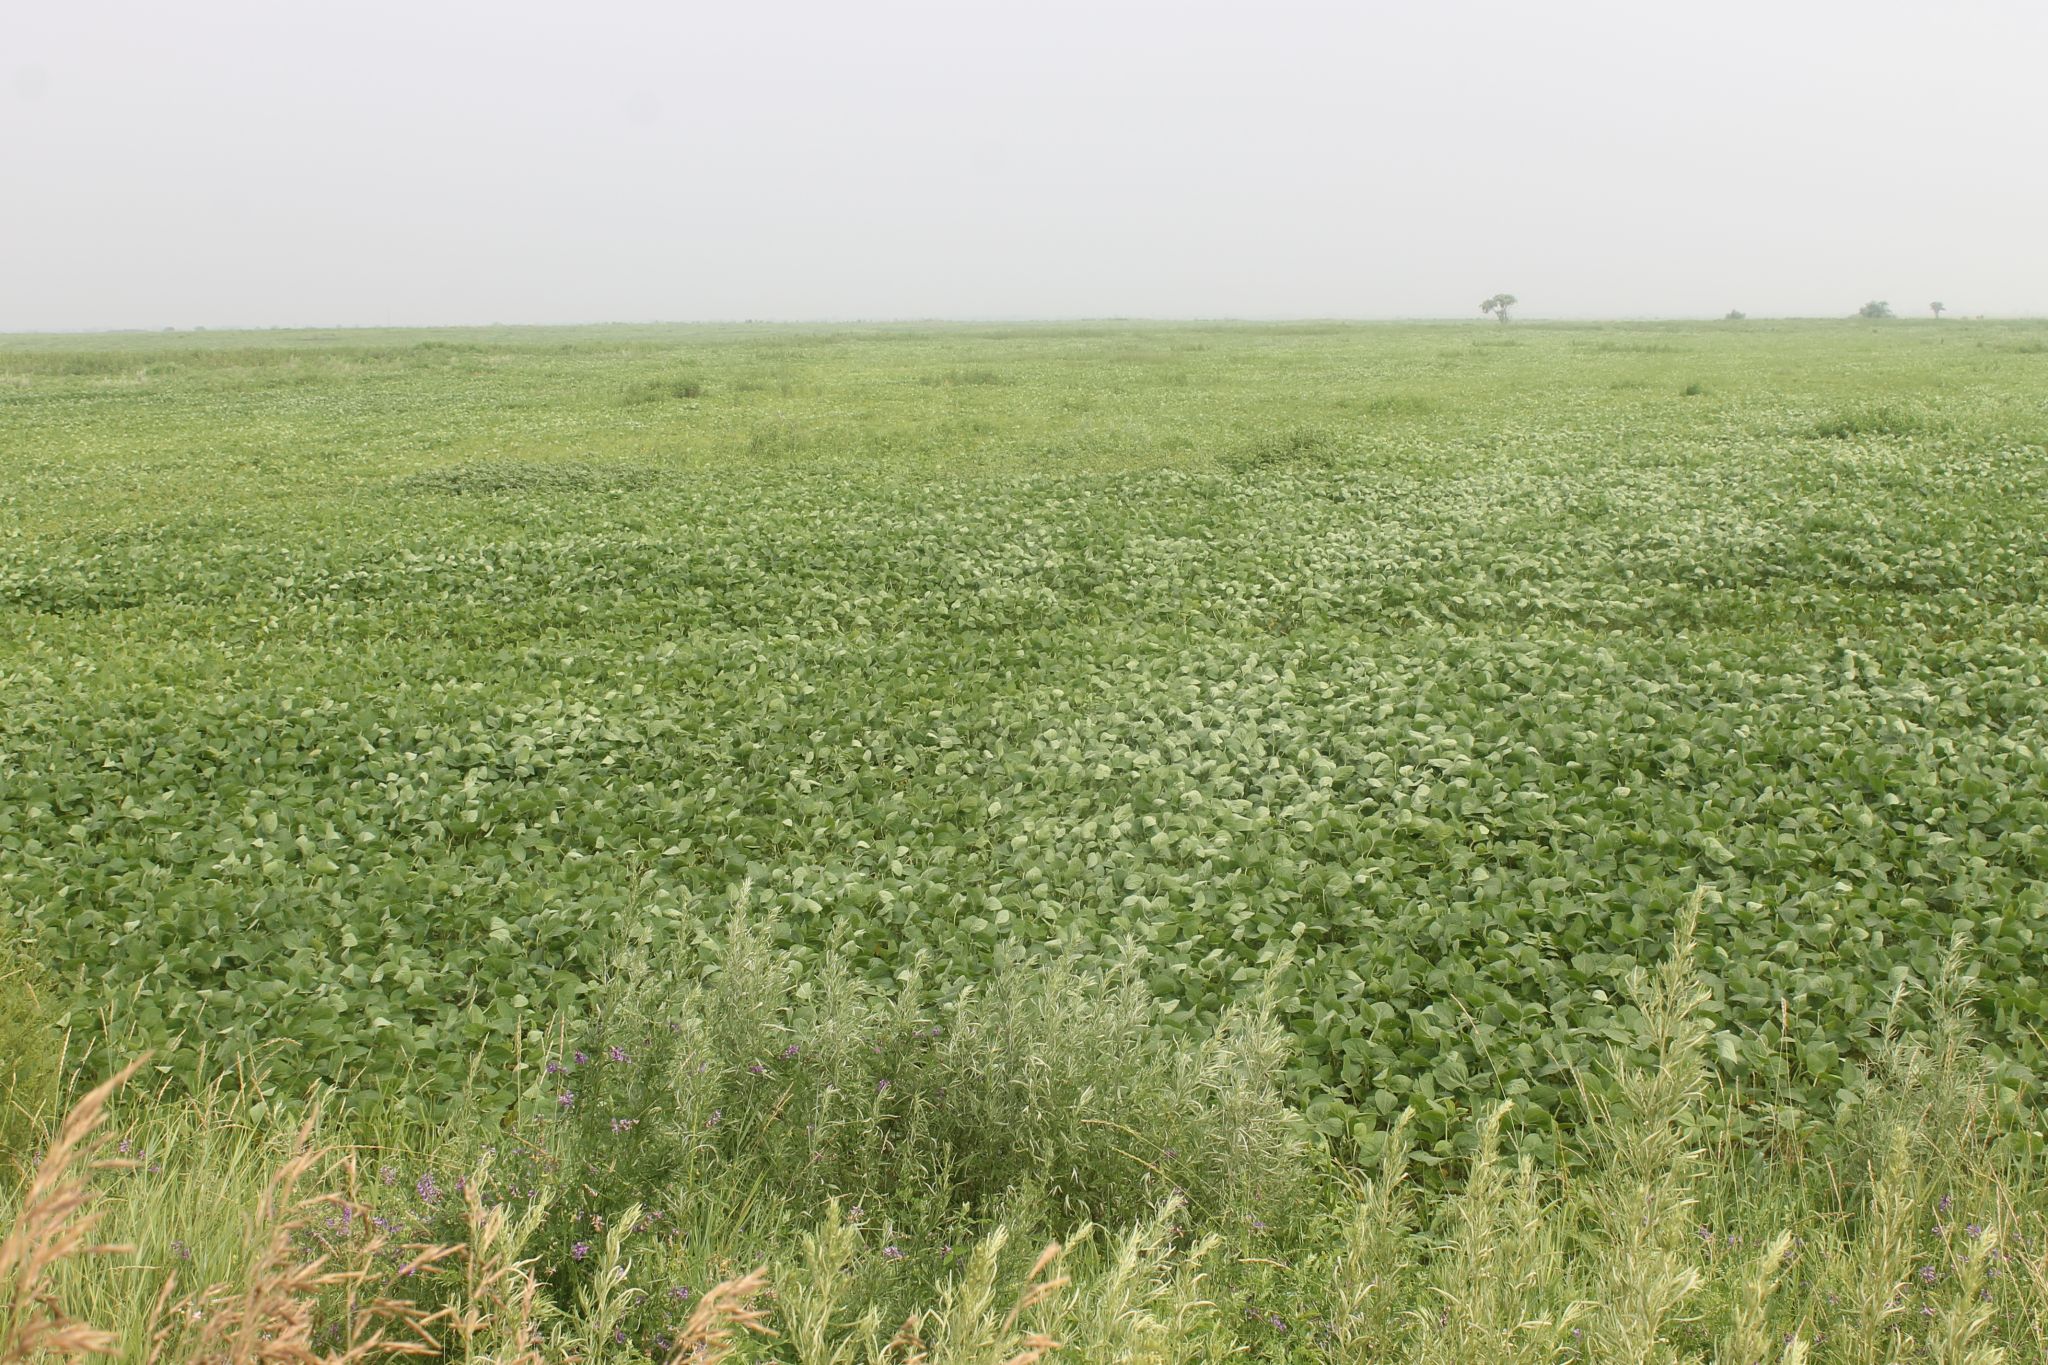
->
[{"left": 7, "top": 912, "right": 2047, "bottom": 1362}]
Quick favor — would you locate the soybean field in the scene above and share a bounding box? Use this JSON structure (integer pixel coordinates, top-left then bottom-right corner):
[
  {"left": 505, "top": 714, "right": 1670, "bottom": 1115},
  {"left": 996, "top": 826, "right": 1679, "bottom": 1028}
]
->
[{"left": 4, "top": 318, "right": 2046, "bottom": 1163}]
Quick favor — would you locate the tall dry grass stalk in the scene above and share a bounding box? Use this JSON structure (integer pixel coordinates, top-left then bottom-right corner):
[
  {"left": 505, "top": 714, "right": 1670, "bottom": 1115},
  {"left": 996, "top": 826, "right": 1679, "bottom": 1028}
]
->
[
  {"left": 1325, "top": 1107, "right": 1415, "bottom": 1360},
  {"left": 667, "top": 1267, "right": 773, "bottom": 1365},
  {"left": 1718, "top": 1230, "right": 1796, "bottom": 1365},
  {"left": 1584, "top": 892, "right": 1714, "bottom": 1363},
  {"left": 1418, "top": 1100, "right": 1583, "bottom": 1365},
  {"left": 884, "top": 1232, "right": 1067, "bottom": 1365},
  {"left": 440, "top": 1161, "right": 552, "bottom": 1364},
  {"left": 141, "top": 1121, "right": 461, "bottom": 1365},
  {"left": 0, "top": 1060, "right": 144, "bottom": 1362}
]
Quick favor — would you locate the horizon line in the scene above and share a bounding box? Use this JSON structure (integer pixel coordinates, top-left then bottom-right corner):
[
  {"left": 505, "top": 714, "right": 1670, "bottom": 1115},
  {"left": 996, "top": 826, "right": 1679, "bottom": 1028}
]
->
[{"left": 4, "top": 312, "right": 2040, "bottom": 339}]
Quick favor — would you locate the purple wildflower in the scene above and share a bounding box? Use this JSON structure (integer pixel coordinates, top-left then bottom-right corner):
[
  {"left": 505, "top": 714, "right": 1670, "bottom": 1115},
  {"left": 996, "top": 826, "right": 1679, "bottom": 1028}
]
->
[
  {"left": 416, "top": 1173, "right": 441, "bottom": 1204},
  {"left": 782, "top": 1044, "right": 801, "bottom": 1059},
  {"left": 748, "top": 1061, "right": 768, "bottom": 1075},
  {"left": 883, "top": 1245, "right": 905, "bottom": 1260},
  {"left": 608, "top": 1046, "right": 630, "bottom": 1064},
  {"left": 574, "top": 1051, "right": 590, "bottom": 1067},
  {"left": 1919, "top": 1266, "right": 1938, "bottom": 1284},
  {"left": 572, "top": 1242, "right": 591, "bottom": 1261},
  {"left": 558, "top": 1090, "right": 576, "bottom": 1109}
]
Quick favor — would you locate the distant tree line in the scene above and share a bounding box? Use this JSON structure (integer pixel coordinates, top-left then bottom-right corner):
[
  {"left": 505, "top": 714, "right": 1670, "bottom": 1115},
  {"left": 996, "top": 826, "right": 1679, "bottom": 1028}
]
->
[{"left": 1464, "top": 298, "right": 1955, "bottom": 323}]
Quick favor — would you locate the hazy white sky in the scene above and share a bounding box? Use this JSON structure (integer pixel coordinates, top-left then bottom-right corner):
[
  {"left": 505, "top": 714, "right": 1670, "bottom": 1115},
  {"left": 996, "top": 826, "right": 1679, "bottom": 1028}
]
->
[{"left": 5, "top": 0, "right": 2046, "bottom": 330}]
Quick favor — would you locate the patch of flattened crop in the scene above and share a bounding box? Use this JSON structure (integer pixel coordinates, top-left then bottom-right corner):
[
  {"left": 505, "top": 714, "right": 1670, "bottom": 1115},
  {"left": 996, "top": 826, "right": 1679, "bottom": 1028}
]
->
[
  {"left": 397, "top": 459, "right": 659, "bottom": 497},
  {"left": 1222, "top": 426, "right": 1344, "bottom": 473},
  {"left": 620, "top": 377, "right": 705, "bottom": 404},
  {"left": 915, "top": 369, "right": 1008, "bottom": 388},
  {"left": 1357, "top": 392, "right": 1436, "bottom": 418},
  {"left": 1808, "top": 403, "right": 1952, "bottom": 441}
]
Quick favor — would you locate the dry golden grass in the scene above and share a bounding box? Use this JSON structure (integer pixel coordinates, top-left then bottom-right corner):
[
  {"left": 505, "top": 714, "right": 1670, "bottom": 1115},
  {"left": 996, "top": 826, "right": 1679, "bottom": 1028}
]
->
[
  {"left": 667, "top": 1268, "right": 772, "bottom": 1365},
  {"left": 0, "top": 1060, "right": 144, "bottom": 1362},
  {"left": 3, "top": 1070, "right": 785, "bottom": 1365}
]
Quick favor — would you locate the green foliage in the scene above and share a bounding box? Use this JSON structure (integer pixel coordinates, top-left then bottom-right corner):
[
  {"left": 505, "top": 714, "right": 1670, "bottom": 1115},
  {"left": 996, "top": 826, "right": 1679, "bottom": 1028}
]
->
[
  {"left": 2, "top": 319, "right": 2047, "bottom": 1175},
  {"left": 0, "top": 929, "right": 60, "bottom": 1176},
  {"left": 1859, "top": 300, "right": 1895, "bottom": 319}
]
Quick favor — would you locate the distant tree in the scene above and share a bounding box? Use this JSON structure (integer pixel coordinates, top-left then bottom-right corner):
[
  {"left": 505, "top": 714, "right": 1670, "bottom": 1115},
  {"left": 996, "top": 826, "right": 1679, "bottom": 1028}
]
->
[
  {"left": 1858, "top": 300, "right": 1894, "bottom": 319},
  {"left": 1724, "top": 310, "right": 1746, "bottom": 321},
  {"left": 1480, "top": 293, "right": 1518, "bottom": 324},
  {"left": 1930, "top": 301, "right": 1946, "bottom": 319}
]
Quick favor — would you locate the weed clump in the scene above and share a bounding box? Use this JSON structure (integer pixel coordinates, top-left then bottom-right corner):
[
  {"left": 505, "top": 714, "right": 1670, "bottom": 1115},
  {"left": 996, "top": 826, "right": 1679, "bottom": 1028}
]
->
[{"left": 537, "top": 915, "right": 1314, "bottom": 1239}]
